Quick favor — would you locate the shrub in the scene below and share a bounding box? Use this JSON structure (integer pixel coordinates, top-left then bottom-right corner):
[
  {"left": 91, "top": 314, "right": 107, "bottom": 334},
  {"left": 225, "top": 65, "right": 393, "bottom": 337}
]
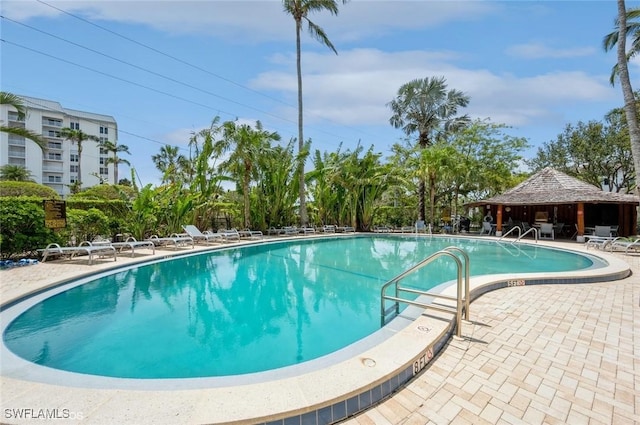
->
[
  {"left": 60, "top": 208, "right": 111, "bottom": 243},
  {"left": 69, "top": 184, "right": 136, "bottom": 201},
  {"left": 0, "top": 181, "right": 60, "bottom": 198},
  {"left": 0, "top": 198, "right": 63, "bottom": 259}
]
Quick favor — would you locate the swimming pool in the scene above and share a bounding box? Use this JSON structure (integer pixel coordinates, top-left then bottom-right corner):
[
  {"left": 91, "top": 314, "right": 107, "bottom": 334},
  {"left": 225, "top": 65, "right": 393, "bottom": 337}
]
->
[{"left": 2, "top": 235, "right": 604, "bottom": 382}]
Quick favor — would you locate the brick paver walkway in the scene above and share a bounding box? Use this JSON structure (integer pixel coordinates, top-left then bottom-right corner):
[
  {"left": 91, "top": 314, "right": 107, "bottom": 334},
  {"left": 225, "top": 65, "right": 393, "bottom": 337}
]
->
[{"left": 343, "top": 253, "right": 640, "bottom": 425}]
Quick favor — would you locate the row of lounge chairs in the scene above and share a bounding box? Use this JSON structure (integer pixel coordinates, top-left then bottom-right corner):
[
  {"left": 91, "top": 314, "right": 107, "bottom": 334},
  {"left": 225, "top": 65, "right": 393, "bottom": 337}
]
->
[
  {"left": 268, "top": 225, "right": 355, "bottom": 235},
  {"left": 37, "top": 224, "right": 358, "bottom": 265}
]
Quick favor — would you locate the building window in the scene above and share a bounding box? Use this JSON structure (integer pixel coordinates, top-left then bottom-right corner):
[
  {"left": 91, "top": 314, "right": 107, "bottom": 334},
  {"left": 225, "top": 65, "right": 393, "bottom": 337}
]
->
[
  {"left": 44, "top": 118, "right": 62, "bottom": 127},
  {"left": 47, "top": 130, "right": 61, "bottom": 138},
  {"left": 100, "top": 126, "right": 108, "bottom": 134},
  {"left": 70, "top": 165, "right": 79, "bottom": 173},
  {"left": 100, "top": 147, "right": 108, "bottom": 155},
  {"left": 99, "top": 157, "right": 106, "bottom": 165},
  {"left": 70, "top": 154, "right": 79, "bottom": 163},
  {"left": 47, "top": 152, "right": 62, "bottom": 161},
  {"left": 100, "top": 167, "right": 109, "bottom": 175},
  {"left": 70, "top": 176, "right": 77, "bottom": 183},
  {"left": 47, "top": 175, "right": 62, "bottom": 183},
  {"left": 48, "top": 141, "right": 62, "bottom": 150},
  {"left": 69, "top": 122, "right": 79, "bottom": 130}
]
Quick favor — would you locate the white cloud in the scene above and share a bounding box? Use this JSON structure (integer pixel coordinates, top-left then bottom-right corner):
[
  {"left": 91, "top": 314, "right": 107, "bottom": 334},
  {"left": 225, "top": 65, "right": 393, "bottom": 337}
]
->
[
  {"left": 251, "top": 48, "right": 616, "bottom": 130},
  {"left": 506, "top": 42, "right": 596, "bottom": 59},
  {"left": 2, "top": 0, "right": 498, "bottom": 43}
]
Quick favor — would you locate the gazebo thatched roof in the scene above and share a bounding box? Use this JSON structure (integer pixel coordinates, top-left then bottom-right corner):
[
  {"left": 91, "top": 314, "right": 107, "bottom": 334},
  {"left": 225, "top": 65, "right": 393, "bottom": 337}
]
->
[{"left": 469, "top": 167, "right": 639, "bottom": 206}]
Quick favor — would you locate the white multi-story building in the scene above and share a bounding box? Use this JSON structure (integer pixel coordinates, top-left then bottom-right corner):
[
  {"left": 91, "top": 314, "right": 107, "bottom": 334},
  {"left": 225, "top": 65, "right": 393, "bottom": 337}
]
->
[{"left": 0, "top": 95, "right": 118, "bottom": 197}]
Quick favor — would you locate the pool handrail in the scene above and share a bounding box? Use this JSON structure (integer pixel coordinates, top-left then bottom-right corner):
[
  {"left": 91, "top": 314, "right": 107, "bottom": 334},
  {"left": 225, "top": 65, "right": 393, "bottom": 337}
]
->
[
  {"left": 515, "top": 226, "right": 538, "bottom": 243},
  {"left": 380, "top": 247, "right": 470, "bottom": 339},
  {"left": 498, "top": 226, "right": 521, "bottom": 242}
]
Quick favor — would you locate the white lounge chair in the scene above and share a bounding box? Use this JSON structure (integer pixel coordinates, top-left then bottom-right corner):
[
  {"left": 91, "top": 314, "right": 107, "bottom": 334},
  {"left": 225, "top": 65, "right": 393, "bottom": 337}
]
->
[
  {"left": 608, "top": 238, "right": 640, "bottom": 255},
  {"left": 336, "top": 225, "right": 355, "bottom": 233},
  {"left": 322, "top": 225, "right": 337, "bottom": 233},
  {"left": 146, "top": 234, "right": 194, "bottom": 249},
  {"left": 585, "top": 236, "right": 620, "bottom": 250},
  {"left": 283, "top": 226, "right": 300, "bottom": 236},
  {"left": 217, "top": 228, "right": 241, "bottom": 242},
  {"left": 110, "top": 237, "right": 156, "bottom": 257},
  {"left": 238, "top": 229, "right": 263, "bottom": 239},
  {"left": 301, "top": 226, "right": 316, "bottom": 234},
  {"left": 40, "top": 242, "right": 117, "bottom": 265},
  {"left": 183, "top": 225, "right": 224, "bottom": 245},
  {"left": 373, "top": 225, "right": 391, "bottom": 233}
]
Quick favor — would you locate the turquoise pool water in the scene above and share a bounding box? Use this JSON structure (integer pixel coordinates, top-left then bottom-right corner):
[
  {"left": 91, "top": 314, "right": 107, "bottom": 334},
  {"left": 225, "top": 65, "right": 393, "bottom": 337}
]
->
[{"left": 3, "top": 236, "right": 597, "bottom": 379}]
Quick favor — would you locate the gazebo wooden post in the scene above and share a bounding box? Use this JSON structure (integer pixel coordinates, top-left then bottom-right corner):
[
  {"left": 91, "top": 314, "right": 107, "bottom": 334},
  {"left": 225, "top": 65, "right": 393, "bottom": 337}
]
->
[
  {"left": 496, "top": 205, "right": 503, "bottom": 234},
  {"left": 577, "top": 202, "right": 585, "bottom": 236}
]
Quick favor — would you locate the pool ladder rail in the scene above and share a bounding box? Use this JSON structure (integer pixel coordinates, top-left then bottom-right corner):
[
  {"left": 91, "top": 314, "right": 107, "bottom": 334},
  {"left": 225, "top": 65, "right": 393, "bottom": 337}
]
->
[
  {"left": 498, "top": 225, "right": 538, "bottom": 243},
  {"left": 380, "top": 247, "right": 470, "bottom": 339}
]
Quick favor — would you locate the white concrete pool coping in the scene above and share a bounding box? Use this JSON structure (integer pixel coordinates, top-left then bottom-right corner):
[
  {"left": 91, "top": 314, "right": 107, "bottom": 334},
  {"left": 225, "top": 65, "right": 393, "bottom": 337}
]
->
[{"left": 0, "top": 235, "right": 632, "bottom": 424}]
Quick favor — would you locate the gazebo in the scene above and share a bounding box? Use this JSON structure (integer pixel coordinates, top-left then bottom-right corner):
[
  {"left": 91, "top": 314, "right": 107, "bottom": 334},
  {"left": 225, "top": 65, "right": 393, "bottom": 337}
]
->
[{"left": 467, "top": 167, "right": 639, "bottom": 237}]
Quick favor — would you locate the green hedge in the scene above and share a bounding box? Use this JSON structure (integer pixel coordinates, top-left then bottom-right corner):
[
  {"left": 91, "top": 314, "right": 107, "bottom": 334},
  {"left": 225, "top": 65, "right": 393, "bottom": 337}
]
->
[
  {"left": 0, "top": 181, "right": 61, "bottom": 198},
  {"left": 0, "top": 197, "right": 130, "bottom": 259}
]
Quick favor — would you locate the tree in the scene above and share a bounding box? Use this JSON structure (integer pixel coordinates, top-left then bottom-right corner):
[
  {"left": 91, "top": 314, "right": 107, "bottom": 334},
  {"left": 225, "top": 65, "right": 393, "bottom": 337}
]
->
[
  {"left": 100, "top": 140, "right": 131, "bottom": 185},
  {"left": 215, "top": 120, "right": 281, "bottom": 229},
  {"left": 254, "top": 140, "right": 301, "bottom": 229},
  {"left": 604, "top": 1, "right": 640, "bottom": 197},
  {"left": 528, "top": 115, "right": 634, "bottom": 193},
  {"left": 60, "top": 128, "right": 99, "bottom": 190},
  {"left": 0, "top": 164, "right": 34, "bottom": 182},
  {"left": 283, "top": 0, "right": 349, "bottom": 225},
  {"left": 603, "top": 6, "right": 640, "bottom": 85},
  {"left": 388, "top": 76, "right": 470, "bottom": 221},
  {"left": 151, "top": 145, "right": 187, "bottom": 185},
  {"left": 412, "top": 144, "right": 457, "bottom": 227},
  {"left": 0, "top": 91, "right": 48, "bottom": 151}
]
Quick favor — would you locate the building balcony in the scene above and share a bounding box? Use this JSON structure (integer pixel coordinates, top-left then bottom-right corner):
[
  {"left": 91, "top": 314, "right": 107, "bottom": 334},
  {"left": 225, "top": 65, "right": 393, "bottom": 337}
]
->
[
  {"left": 8, "top": 150, "right": 26, "bottom": 158},
  {"left": 42, "top": 119, "right": 63, "bottom": 127},
  {"left": 42, "top": 165, "right": 64, "bottom": 173},
  {"left": 8, "top": 136, "right": 25, "bottom": 146},
  {"left": 8, "top": 112, "right": 25, "bottom": 122}
]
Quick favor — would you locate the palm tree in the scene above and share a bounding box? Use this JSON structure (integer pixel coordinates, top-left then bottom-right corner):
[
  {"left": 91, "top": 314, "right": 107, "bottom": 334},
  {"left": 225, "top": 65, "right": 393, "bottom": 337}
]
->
[
  {"left": 605, "top": 1, "right": 640, "bottom": 197},
  {"left": 60, "top": 128, "right": 99, "bottom": 190},
  {"left": 0, "top": 91, "right": 48, "bottom": 151},
  {"left": 283, "top": 0, "right": 349, "bottom": 225},
  {"left": 215, "top": 120, "right": 281, "bottom": 229},
  {"left": 100, "top": 140, "right": 131, "bottom": 184},
  {"left": 0, "top": 164, "right": 34, "bottom": 181},
  {"left": 152, "top": 145, "right": 186, "bottom": 185},
  {"left": 603, "top": 6, "right": 640, "bottom": 85},
  {"left": 388, "top": 76, "right": 470, "bottom": 221}
]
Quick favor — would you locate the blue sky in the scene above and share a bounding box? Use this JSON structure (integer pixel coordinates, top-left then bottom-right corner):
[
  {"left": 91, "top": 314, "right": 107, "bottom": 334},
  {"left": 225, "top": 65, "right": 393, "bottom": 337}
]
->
[{"left": 2, "top": 0, "right": 639, "bottom": 187}]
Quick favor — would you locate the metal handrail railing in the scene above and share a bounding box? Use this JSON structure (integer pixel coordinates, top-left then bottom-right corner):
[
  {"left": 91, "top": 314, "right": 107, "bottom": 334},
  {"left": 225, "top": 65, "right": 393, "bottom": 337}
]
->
[
  {"left": 515, "top": 227, "right": 538, "bottom": 243},
  {"left": 380, "top": 247, "right": 470, "bottom": 338},
  {"left": 498, "top": 226, "right": 521, "bottom": 242}
]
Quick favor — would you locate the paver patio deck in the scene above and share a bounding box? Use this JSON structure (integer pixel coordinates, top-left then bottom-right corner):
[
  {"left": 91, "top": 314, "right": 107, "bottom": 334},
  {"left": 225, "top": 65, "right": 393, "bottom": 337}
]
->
[
  {"left": 342, "top": 245, "right": 639, "bottom": 425},
  {"left": 0, "top": 237, "right": 638, "bottom": 424}
]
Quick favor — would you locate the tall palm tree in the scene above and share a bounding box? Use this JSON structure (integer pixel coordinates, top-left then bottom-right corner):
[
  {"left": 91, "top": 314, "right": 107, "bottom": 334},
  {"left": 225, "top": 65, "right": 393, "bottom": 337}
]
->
[
  {"left": 100, "top": 140, "right": 131, "bottom": 184},
  {"left": 0, "top": 91, "right": 48, "bottom": 151},
  {"left": 60, "top": 128, "right": 99, "bottom": 190},
  {"left": 215, "top": 120, "right": 281, "bottom": 229},
  {"left": 605, "top": 1, "right": 640, "bottom": 197},
  {"left": 152, "top": 145, "right": 186, "bottom": 185},
  {"left": 283, "top": 0, "right": 349, "bottom": 225},
  {"left": 603, "top": 6, "right": 640, "bottom": 85},
  {"left": 388, "top": 76, "right": 470, "bottom": 221}
]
